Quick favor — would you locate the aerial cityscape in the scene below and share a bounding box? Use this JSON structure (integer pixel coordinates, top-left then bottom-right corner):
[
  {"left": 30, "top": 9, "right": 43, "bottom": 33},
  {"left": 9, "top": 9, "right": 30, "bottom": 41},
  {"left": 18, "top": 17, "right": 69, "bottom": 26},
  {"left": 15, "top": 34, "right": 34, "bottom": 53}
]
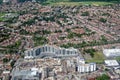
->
[{"left": 0, "top": 0, "right": 120, "bottom": 80}]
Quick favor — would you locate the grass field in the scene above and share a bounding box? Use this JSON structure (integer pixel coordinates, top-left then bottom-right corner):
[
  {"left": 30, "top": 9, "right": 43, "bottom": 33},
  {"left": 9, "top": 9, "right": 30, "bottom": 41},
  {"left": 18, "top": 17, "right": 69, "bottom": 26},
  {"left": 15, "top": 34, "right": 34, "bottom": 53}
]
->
[
  {"left": 86, "top": 52, "right": 105, "bottom": 64},
  {"left": 115, "top": 57, "right": 120, "bottom": 61},
  {"left": 43, "top": 1, "right": 115, "bottom": 6}
]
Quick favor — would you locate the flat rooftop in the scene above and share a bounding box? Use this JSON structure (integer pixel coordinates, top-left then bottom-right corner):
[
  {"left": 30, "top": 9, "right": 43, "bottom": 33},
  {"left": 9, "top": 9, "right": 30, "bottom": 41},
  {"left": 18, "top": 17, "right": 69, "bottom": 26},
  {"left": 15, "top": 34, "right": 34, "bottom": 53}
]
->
[
  {"left": 103, "top": 49, "right": 120, "bottom": 57},
  {"left": 105, "top": 60, "right": 119, "bottom": 66}
]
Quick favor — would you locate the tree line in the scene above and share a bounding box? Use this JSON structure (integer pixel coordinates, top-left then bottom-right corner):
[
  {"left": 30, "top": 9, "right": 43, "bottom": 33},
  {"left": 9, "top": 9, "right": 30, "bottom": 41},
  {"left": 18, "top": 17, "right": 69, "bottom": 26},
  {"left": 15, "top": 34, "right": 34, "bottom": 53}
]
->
[
  {"left": 70, "top": 0, "right": 120, "bottom": 2},
  {"left": 0, "top": 0, "right": 119, "bottom": 4}
]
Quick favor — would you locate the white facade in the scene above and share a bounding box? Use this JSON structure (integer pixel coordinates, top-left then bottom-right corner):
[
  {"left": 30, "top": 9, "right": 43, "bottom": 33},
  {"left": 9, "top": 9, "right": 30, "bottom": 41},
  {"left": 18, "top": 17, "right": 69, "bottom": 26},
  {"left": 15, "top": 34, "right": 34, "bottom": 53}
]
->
[
  {"left": 3, "top": 0, "right": 9, "bottom": 2},
  {"left": 86, "top": 65, "right": 89, "bottom": 72},
  {"left": 77, "top": 63, "right": 96, "bottom": 73},
  {"left": 24, "top": 45, "right": 78, "bottom": 58},
  {"left": 93, "top": 63, "right": 96, "bottom": 71}
]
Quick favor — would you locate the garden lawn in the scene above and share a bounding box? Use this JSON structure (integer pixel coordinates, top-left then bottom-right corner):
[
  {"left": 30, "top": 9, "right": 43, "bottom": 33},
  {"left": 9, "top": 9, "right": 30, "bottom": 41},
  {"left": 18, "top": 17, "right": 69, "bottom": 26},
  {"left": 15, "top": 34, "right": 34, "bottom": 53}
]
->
[{"left": 86, "top": 52, "right": 105, "bottom": 64}]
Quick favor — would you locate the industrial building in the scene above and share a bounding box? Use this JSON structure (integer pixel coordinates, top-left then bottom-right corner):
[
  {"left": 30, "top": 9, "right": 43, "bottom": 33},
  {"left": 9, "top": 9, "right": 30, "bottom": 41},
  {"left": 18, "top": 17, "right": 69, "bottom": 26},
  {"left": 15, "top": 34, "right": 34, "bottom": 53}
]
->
[
  {"left": 104, "top": 60, "right": 119, "bottom": 67},
  {"left": 11, "top": 68, "right": 41, "bottom": 80},
  {"left": 103, "top": 49, "right": 120, "bottom": 57},
  {"left": 24, "top": 45, "right": 79, "bottom": 58}
]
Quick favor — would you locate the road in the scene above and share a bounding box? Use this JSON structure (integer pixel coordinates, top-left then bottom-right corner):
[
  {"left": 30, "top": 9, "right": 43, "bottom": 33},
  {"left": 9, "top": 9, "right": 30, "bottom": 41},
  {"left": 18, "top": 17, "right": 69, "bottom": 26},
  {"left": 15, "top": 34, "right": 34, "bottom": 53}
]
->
[{"left": 82, "top": 43, "right": 120, "bottom": 50}]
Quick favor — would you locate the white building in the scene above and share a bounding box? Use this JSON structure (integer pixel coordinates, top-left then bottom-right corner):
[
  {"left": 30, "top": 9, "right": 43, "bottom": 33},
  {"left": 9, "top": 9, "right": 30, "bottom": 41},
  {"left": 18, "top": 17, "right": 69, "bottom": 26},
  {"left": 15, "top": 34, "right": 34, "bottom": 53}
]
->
[
  {"left": 76, "top": 57, "right": 96, "bottom": 73},
  {"left": 77, "top": 63, "right": 96, "bottom": 73},
  {"left": 11, "top": 68, "right": 40, "bottom": 80},
  {"left": 24, "top": 45, "right": 79, "bottom": 58},
  {"left": 3, "top": 0, "right": 9, "bottom": 3},
  {"left": 105, "top": 60, "right": 119, "bottom": 66},
  {"left": 103, "top": 49, "right": 120, "bottom": 57},
  {"left": 77, "top": 56, "right": 85, "bottom": 64}
]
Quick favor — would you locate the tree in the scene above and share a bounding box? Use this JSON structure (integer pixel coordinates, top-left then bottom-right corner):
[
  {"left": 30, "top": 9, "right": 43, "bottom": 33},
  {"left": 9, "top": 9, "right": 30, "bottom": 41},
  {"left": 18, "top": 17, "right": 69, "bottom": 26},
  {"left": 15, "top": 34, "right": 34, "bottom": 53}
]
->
[
  {"left": 70, "top": 0, "right": 120, "bottom": 2},
  {"left": 99, "top": 18, "right": 107, "bottom": 23},
  {"left": 84, "top": 48, "right": 96, "bottom": 57},
  {"left": 3, "top": 58, "right": 9, "bottom": 63},
  {"left": 81, "top": 11, "right": 89, "bottom": 16},
  {"left": 0, "top": 0, "right": 2, "bottom": 4},
  {"left": 96, "top": 74, "right": 110, "bottom": 80},
  {"left": 10, "top": 60, "right": 16, "bottom": 68},
  {"left": 33, "top": 35, "right": 48, "bottom": 46},
  {"left": 67, "top": 32, "right": 74, "bottom": 39}
]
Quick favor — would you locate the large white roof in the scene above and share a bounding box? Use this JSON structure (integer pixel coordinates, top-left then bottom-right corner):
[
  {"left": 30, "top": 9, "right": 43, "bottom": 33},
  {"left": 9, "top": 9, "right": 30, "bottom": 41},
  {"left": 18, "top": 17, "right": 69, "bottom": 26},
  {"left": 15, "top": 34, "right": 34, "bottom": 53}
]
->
[
  {"left": 105, "top": 60, "right": 119, "bottom": 66},
  {"left": 103, "top": 49, "right": 120, "bottom": 57},
  {"left": 31, "top": 67, "right": 38, "bottom": 71},
  {"left": 24, "top": 56, "right": 34, "bottom": 59},
  {"left": 3, "top": 71, "right": 10, "bottom": 74}
]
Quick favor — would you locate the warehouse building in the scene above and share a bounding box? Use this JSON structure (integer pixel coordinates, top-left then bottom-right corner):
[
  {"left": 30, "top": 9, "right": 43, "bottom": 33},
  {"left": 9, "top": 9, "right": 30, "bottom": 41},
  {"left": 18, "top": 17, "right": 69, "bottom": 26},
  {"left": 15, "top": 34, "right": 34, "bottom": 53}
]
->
[
  {"left": 11, "top": 68, "right": 41, "bottom": 80},
  {"left": 103, "top": 49, "right": 120, "bottom": 57},
  {"left": 104, "top": 60, "right": 119, "bottom": 67}
]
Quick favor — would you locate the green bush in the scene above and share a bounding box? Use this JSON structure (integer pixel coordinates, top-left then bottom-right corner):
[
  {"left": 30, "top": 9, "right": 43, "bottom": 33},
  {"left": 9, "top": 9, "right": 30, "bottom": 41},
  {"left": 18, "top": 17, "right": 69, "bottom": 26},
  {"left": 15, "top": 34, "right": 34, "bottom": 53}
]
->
[
  {"left": 96, "top": 74, "right": 110, "bottom": 80},
  {"left": 81, "top": 11, "right": 90, "bottom": 16},
  {"left": 100, "top": 18, "right": 107, "bottom": 23}
]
